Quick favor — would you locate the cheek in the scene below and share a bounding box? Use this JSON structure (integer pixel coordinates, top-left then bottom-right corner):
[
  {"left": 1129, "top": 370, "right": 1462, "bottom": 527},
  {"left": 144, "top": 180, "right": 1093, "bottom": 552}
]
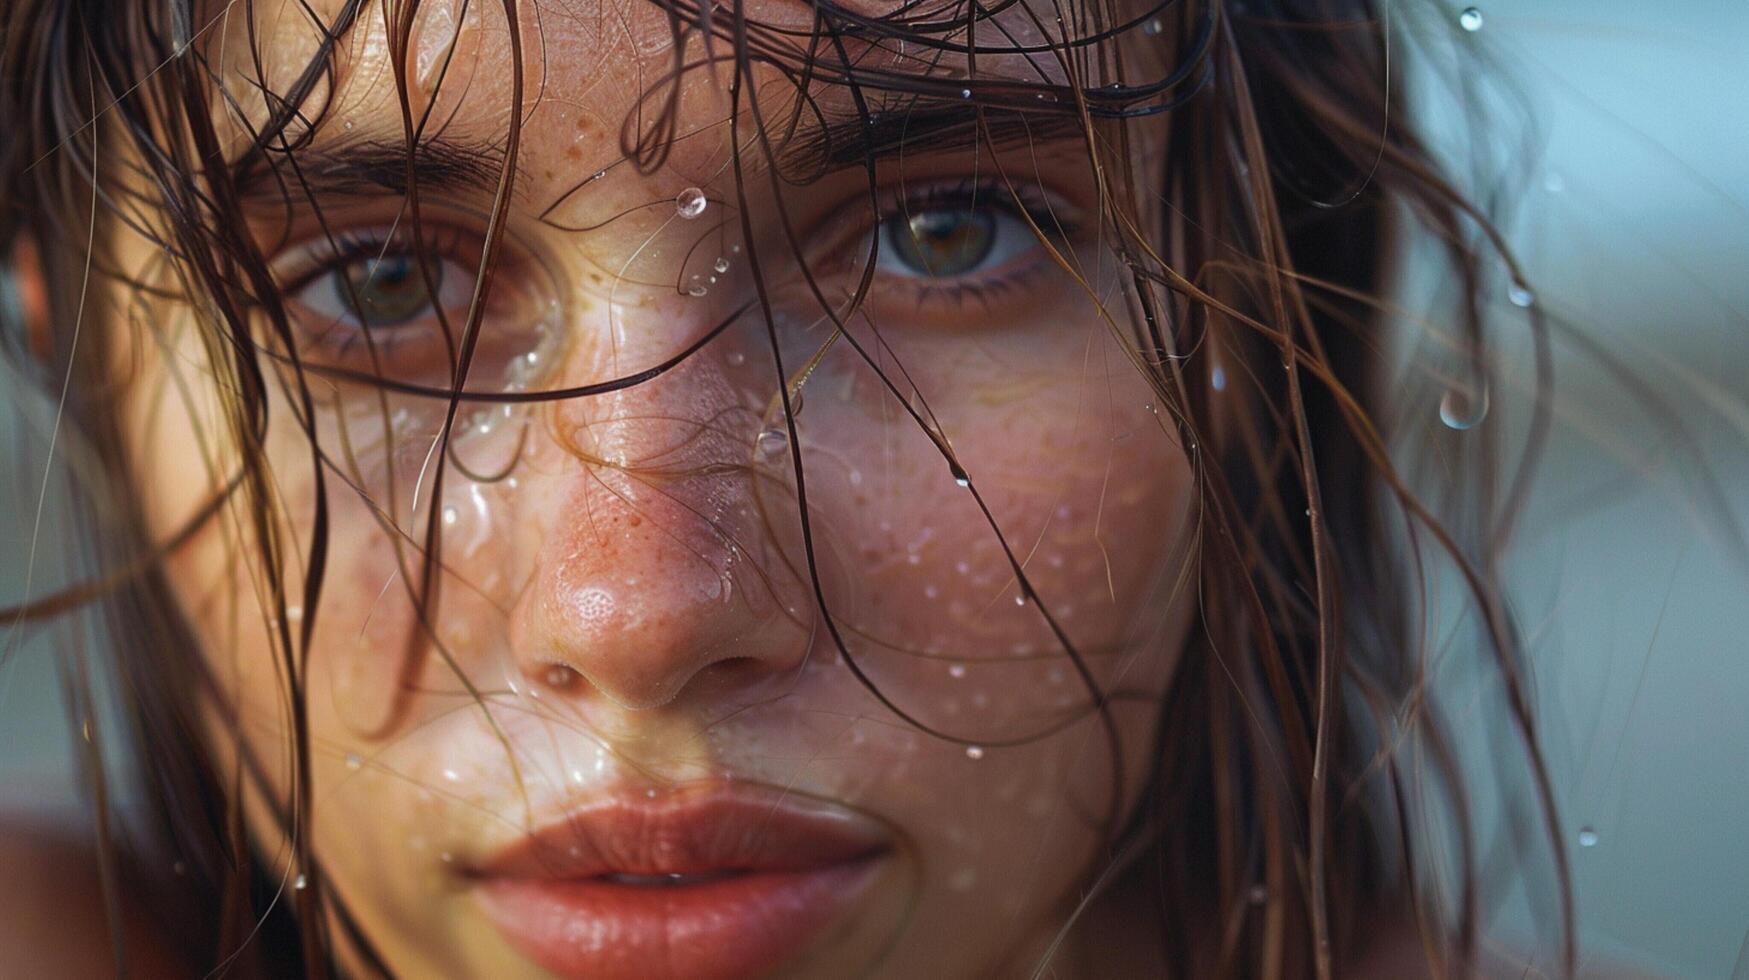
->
[{"left": 761, "top": 312, "right": 1194, "bottom": 738}]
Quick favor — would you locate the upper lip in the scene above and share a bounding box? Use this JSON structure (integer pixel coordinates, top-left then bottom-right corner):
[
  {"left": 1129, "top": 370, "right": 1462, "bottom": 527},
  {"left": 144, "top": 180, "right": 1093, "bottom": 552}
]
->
[{"left": 472, "top": 781, "right": 892, "bottom": 880}]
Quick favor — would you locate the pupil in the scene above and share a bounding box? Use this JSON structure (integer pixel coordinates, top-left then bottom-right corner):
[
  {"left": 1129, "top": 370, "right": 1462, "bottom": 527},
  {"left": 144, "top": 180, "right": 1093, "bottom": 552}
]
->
[
  {"left": 342, "top": 252, "right": 435, "bottom": 326},
  {"left": 898, "top": 208, "right": 995, "bottom": 276}
]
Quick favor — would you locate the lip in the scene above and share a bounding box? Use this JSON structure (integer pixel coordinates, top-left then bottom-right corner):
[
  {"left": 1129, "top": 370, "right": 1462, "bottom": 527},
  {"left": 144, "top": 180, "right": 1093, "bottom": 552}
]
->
[{"left": 470, "top": 781, "right": 891, "bottom": 980}]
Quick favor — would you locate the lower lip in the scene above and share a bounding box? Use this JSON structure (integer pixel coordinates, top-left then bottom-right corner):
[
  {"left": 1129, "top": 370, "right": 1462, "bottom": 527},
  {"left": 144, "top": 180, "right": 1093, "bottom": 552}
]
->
[{"left": 475, "top": 856, "right": 885, "bottom": 980}]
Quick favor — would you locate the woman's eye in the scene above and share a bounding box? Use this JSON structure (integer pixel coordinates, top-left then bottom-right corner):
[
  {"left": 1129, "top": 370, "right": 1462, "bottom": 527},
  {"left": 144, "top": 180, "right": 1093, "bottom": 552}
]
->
[
  {"left": 878, "top": 203, "right": 1040, "bottom": 279},
  {"left": 334, "top": 252, "right": 440, "bottom": 328}
]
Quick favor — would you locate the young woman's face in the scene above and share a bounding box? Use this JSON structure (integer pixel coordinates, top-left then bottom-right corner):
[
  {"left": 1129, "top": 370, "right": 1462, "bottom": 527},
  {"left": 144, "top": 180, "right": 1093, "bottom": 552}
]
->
[{"left": 120, "top": 0, "right": 1196, "bottom": 975}]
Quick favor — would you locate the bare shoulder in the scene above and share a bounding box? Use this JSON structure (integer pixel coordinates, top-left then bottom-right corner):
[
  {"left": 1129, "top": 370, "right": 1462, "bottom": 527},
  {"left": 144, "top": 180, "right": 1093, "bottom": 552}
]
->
[{"left": 0, "top": 813, "right": 186, "bottom": 978}]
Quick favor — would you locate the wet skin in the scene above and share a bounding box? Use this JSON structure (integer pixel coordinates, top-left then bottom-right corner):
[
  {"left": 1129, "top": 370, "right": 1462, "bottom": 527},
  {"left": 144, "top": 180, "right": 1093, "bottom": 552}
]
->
[{"left": 119, "top": 0, "right": 1197, "bottom": 975}]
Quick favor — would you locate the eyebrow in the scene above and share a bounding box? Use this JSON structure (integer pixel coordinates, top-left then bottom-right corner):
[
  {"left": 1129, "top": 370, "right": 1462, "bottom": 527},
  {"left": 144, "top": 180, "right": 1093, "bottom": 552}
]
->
[
  {"left": 233, "top": 137, "right": 512, "bottom": 204},
  {"left": 780, "top": 98, "right": 1090, "bottom": 173}
]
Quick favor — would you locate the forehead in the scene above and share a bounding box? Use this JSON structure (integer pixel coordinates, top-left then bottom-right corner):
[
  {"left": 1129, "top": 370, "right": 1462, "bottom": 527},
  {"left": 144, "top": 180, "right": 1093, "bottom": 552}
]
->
[{"left": 209, "top": 0, "right": 1080, "bottom": 122}]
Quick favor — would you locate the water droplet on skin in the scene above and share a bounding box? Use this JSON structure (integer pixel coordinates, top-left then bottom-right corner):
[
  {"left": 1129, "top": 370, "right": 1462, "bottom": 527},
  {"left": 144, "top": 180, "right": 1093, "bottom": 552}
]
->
[
  {"left": 344, "top": 753, "right": 362, "bottom": 772},
  {"left": 285, "top": 605, "right": 303, "bottom": 622},
  {"left": 1507, "top": 281, "right": 1536, "bottom": 307},
  {"left": 754, "top": 427, "right": 788, "bottom": 461},
  {"left": 1143, "top": 17, "right": 1164, "bottom": 35},
  {"left": 343, "top": 120, "right": 355, "bottom": 131},
  {"left": 442, "top": 768, "right": 460, "bottom": 782},
  {"left": 1577, "top": 827, "right": 1599, "bottom": 848},
  {"left": 646, "top": 788, "right": 659, "bottom": 799},
  {"left": 924, "top": 584, "right": 940, "bottom": 599},
  {"left": 591, "top": 169, "right": 607, "bottom": 182},
  {"left": 726, "top": 350, "right": 746, "bottom": 367},
  {"left": 965, "top": 745, "right": 985, "bottom": 760},
  {"left": 1458, "top": 7, "right": 1483, "bottom": 31},
  {"left": 948, "top": 663, "right": 967, "bottom": 679},
  {"left": 1014, "top": 594, "right": 1028, "bottom": 606},
  {"left": 544, "top": 664, "right": 577, "bottom": 689},
  {"left": 686, "top": 284, "right": 708, "bottom": 297},
  {"left": 960, "top": 88, "right": 973, "bottom": 98},
  {"left": 1543, "top": 172, "right": 1566, "bottom": 193},
  {"left": 442, "top": 505, "right": 459, "bottom": 526},
  {"left": 1210, "top": 364, "right": 1227, "bottom": 391},
  {"left": 675, "top": 187, "right": 708, "bottom": 219},
  {"left": 294, "top": 874, "right": 308, "bottom": 891},
  {"left": 1439, "top": 384, "right": 1491, "bottom": 430},
  {"left": 713, "top": 257, "right": 731, "bottom": 274}
]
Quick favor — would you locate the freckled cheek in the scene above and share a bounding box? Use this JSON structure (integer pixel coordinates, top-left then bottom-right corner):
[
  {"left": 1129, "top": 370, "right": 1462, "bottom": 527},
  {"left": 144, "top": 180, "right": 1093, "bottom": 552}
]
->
[{"left": 761, "top": 358, "right": 1190, "bottom": 728}]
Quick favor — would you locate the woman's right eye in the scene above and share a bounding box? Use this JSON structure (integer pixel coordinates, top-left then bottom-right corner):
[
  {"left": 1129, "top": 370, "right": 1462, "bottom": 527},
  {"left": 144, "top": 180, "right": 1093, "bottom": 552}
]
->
[
  {"left": 273, "top": 228, "right": 556, "bottom": 392},
  {"left": 328, "top": 252, "right": 442, "bottom": 328}
]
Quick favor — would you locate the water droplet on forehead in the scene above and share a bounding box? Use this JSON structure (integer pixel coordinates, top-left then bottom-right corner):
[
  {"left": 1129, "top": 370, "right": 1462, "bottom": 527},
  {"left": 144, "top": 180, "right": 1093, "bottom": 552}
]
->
[
  {"left": 948, "top": 663, "right": 966, "bottom": 679},
  {"left": 1577, "top": 827, "right": 1599, "bottom": 847},
  {"left": 675, "top": 187, "right": 708, "bottom": 219},
  {"left": 964, "top": 745, "right": 985, "bottom": 760},
  {"left": 1458, "top": 7, "right": 1484, "bottom": 31}
]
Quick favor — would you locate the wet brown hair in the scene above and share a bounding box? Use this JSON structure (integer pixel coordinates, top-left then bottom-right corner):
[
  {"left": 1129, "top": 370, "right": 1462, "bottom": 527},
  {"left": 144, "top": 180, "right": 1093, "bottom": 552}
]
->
[{"left": 0, "top": 0, "right": 1576, "bottom": 976}]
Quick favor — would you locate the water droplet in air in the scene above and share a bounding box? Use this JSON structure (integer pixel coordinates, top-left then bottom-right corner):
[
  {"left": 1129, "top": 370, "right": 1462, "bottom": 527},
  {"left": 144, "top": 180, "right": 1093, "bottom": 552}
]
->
[
  {"left": 754, "top": 427, "right": 789, "bottom": 462},
  {"left": 675, "top": 187, "right": 708, "bottom": 219},
  {"left": 1458, "top": 7, "right": 1483, "bottom": 31},
  {"left": 344, "top": 753, "right": 362, "bottom": 771},
  {"left": 1438, "top": 384, "right": 1491, "bottom": 430},
  {"left": 713, "top": 257, "right": 731, "bottom": 274},
  {"left": 965, "top": 745, "right": 985, "bottom": 760},
  {"left": 1507, "top": 281, "right": 1536, "bottom": 307},
  {"left": 948, "top": 663, "right": 967, "bottom": 679},
  {"left": 1577, "top": 827, "right": 1599, "bottom": 848}
]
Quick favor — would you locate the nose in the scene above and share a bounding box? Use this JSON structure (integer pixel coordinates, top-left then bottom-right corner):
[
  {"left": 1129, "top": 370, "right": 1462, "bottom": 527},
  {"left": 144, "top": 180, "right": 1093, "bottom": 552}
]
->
[{"left": 507, "top": 345, "right": 809, "bottom": 711}]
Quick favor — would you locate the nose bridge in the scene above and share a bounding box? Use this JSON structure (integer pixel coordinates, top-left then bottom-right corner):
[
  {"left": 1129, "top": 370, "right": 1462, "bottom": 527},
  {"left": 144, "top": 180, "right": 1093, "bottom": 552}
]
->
[{"left": 510, "top": 325, "right": 804, "bottom": 710}]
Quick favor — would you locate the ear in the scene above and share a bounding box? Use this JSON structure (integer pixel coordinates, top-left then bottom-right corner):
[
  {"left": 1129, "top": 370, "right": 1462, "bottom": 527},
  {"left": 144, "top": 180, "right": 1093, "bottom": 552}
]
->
[{"left": 9, "top": 238, "right": 51, "bottom": 360}]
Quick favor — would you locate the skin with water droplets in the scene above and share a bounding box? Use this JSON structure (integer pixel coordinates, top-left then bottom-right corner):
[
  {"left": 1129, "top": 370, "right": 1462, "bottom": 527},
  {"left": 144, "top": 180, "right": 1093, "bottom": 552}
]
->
[{"left": 114, "top": 1, "right": 1203, "bottom": 978}]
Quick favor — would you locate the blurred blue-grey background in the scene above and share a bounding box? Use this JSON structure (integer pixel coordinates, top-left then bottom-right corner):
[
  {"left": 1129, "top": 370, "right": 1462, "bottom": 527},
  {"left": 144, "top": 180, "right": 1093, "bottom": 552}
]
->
[{"left": 2, "top": 1, "right": 1746, "bottom": 975}]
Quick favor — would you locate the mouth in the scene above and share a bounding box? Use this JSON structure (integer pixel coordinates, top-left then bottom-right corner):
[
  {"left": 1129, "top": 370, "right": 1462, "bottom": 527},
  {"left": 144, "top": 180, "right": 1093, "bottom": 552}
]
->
[{"left": 469, "top": 781, "right": 892, "bottom": 980}]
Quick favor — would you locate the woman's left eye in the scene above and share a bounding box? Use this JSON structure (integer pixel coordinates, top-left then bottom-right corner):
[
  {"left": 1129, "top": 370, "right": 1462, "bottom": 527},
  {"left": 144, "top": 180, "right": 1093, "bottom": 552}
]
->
[{"left": 877, "top": 201, "right": 1042, "bottom": 280}]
